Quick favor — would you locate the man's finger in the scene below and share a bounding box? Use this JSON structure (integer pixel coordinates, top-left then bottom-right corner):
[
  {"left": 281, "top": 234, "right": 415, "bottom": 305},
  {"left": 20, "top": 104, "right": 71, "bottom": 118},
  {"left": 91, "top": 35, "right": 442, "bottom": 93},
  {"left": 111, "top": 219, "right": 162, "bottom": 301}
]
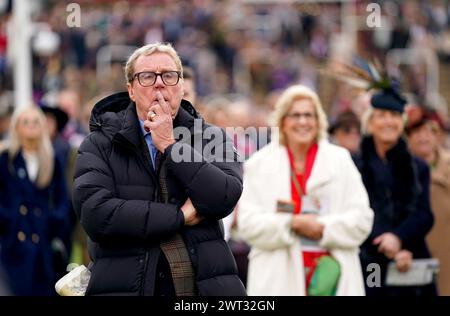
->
[
  {"left": 149, "top": 104, "right": 164, "bottom": 117},
  {"left": 143, "top": 120, "right": 157, "bottom": 132},
  {"left": 193, "top": 216, "right": 203, "bottom": 225},
  {"left": 147, "top": 111, "right": 157, "bottom": 122},
  {"left": 156, "top": 91, "right": 171, "bottom": 114}
]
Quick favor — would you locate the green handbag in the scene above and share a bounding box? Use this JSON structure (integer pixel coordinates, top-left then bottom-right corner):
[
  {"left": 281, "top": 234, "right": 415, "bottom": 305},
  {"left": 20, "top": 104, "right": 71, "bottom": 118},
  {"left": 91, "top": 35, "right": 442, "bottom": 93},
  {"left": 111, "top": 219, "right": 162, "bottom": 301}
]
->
[{"left": 308, "top": 255, "right": 341, "bottom": 296}]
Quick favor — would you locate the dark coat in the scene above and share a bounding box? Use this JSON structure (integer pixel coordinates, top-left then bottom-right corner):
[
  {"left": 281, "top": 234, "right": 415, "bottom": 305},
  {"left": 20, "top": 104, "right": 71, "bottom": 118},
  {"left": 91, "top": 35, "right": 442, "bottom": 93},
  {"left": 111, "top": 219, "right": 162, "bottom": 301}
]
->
[
  {"left": 73, "top": 92, "right": 246, "bottom": 296},
  {"left": 353, "top": 136, "right": 435, "bottom": 295},
  {"left": 52, "top": 136, "right": 78, "bottom": 273},
  {"left": 0, "top": 151, "right": 70, "bottom": 295}
]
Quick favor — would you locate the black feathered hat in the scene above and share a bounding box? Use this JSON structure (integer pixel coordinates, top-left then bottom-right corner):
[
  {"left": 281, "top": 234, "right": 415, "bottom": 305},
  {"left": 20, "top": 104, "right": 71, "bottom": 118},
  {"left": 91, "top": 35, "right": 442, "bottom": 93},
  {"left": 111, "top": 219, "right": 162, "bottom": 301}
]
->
[
  {"left": 322, "top": 55, "right": 407, "bottom": 113},
  {"left": 370, "top": 87, "right": 407, "bottom": 113}
]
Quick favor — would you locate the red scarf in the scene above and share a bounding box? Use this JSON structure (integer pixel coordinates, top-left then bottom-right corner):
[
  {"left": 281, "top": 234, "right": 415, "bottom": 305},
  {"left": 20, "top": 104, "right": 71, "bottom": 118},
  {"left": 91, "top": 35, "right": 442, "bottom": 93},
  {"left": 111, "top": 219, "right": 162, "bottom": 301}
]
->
[
  {"left": 287, "top": 143, "right": 329, "bottom": 294},
  {"left": 286, "top": 143, "right": 318, "bottom": 213}
]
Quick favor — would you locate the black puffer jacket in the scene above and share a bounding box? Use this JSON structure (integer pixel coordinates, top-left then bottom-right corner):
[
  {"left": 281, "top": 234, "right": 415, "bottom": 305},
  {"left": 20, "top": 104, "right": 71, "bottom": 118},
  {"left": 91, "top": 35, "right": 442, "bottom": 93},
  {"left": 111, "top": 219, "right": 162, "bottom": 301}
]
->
[{"left": 73, "top": 92, "right": 246, "bottom": 296}]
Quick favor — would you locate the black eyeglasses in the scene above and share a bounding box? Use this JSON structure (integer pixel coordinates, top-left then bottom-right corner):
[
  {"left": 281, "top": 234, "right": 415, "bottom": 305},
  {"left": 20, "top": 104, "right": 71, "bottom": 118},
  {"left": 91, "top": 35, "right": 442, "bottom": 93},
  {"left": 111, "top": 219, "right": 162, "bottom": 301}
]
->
[{"left": 132, "top": 71, "right": 181, "bottom": 87}]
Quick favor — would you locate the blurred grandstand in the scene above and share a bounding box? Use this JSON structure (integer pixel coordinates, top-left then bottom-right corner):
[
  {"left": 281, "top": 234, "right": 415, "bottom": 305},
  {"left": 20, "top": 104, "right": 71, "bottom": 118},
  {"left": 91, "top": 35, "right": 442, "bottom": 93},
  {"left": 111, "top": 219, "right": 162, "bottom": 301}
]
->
[{"left": 1, "top": 0, "right": 449, "bottom": 126}]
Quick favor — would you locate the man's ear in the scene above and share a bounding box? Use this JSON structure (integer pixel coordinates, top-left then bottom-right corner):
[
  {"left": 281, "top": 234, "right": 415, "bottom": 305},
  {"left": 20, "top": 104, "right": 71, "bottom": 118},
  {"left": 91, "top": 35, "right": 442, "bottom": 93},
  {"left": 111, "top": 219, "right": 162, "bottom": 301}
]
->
[{"left": 127, "top": 83, "right": 135, "bottom": 101}]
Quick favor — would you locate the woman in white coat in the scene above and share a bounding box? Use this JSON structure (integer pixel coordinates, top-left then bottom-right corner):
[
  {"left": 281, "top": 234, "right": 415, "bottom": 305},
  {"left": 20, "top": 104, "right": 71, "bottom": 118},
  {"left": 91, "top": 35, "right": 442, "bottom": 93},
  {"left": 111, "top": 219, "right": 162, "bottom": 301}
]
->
[{"left": 236, "top": 85, "right": 374, "bottom": 296}]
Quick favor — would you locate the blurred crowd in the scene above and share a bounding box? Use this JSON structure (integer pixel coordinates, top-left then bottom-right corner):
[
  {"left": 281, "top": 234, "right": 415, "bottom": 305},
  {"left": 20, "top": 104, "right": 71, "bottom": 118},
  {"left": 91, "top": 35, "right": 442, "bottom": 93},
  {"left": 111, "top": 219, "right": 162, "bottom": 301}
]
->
[
  {"left": 2, "top": 0, "right": 450, "bottom": 126},
  {"left": 1, "top": 0, "right": 450, "bottom": 296}
]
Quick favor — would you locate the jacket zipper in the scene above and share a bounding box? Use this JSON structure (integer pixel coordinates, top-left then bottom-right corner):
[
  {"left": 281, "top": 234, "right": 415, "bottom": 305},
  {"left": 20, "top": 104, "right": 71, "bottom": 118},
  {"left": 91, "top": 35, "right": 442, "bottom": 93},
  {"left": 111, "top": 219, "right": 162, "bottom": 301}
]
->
[
  {"left": 126, "top": 139, "right": 158, "bottom": 296},
  {"left": 158, "top": 158, "right": 169, "bottom": 203},
  {"left": 140, "top": 157, "right": 159, "bottom": 296},
  {"left": 137, "top": 156, "right": 168, "bottom": 296},
  {"left": 139, "top": 250, "right": 149, "bottom": 296},
  {"left": 112, "top": 133, "right": 161, "bottom": 296}
]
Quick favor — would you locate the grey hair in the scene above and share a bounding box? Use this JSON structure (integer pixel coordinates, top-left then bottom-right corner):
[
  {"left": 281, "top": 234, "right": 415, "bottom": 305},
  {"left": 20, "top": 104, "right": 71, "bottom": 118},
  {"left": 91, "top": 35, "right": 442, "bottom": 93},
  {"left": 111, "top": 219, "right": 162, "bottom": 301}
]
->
[
  {"left": 361, "top": 107, "right": 407, "bottom": 136},
  {"left": 124, "top": 42, "right": 184, "bottom": 83},
  {"left": 361, "top": 107, "right": 374, "bottom": 135}
]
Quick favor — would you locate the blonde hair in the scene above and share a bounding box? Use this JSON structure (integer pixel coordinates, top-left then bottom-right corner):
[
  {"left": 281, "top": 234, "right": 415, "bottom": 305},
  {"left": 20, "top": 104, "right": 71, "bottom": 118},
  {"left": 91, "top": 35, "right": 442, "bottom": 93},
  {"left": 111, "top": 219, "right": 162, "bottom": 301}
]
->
[
  {"left": 124, "top": 42, "right": 184, "bottom": 83},
  {"left": 270, "top": 85, "right": 329, "bottom": 145},
  {"left": 8, "top": 105, "right": 55, "bottom": 188}
]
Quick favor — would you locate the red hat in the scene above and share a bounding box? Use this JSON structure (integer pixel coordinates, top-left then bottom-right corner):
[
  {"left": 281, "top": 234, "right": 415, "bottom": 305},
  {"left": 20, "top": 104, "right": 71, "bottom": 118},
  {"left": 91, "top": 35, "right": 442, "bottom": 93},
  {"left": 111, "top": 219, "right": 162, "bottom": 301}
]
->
[{"left": 405, "top": 105, "right": 447, "bottom": 134}]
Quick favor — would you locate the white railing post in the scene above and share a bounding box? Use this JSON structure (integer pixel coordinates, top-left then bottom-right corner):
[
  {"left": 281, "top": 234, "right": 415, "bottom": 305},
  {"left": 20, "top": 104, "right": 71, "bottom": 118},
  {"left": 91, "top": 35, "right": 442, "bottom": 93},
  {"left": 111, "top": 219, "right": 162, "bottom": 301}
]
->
[{"left": 11, "top": 0, "right": 33, "bottom": 108}]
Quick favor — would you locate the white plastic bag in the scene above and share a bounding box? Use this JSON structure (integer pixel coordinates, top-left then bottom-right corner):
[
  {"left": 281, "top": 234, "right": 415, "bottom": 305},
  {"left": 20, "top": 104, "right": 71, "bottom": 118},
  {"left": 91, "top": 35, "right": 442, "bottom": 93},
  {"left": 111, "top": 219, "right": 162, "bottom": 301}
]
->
[{"left": 55, "top": 265, "right": 91, "bottom": 296}]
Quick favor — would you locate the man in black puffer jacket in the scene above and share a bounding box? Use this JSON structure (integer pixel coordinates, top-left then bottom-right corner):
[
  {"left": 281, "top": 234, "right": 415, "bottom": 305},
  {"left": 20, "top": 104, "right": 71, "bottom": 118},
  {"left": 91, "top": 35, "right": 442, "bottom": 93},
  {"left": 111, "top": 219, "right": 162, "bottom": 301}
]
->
[{"left": 72, "top": 42, "right": 246, "bottom": 296}]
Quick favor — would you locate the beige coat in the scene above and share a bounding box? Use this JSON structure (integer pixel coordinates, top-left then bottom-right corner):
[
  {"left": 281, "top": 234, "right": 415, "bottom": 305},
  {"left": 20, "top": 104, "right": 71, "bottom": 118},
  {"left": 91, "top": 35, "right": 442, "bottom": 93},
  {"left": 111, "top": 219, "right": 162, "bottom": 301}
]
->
[
  {"left": 427, "top": 148, "right": 450, "bottom": 296},
  {"left": 235, "top": 140, "right": 374, "bottom": 296}
]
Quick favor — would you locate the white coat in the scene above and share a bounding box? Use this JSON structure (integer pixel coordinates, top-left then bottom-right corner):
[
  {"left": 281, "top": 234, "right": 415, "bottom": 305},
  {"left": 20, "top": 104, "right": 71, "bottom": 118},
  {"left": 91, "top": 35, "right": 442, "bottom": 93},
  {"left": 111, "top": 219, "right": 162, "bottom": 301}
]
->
[{"left": 235, "top": 140, "right": 374, "bottom": 296}]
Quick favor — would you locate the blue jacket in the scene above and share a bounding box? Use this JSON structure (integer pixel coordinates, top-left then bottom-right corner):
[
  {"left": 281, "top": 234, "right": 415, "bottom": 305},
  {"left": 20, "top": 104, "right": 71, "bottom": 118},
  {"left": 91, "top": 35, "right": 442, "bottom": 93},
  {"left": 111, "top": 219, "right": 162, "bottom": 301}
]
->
[{"left": 0, "top": 150, "right": 70, "bottom": 295}]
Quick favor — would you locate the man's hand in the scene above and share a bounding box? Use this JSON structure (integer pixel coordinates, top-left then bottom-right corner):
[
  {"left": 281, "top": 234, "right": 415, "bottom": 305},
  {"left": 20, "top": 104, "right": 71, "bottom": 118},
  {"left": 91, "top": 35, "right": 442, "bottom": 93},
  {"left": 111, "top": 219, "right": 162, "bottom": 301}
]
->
[
  {"left": 373, "top": 232, "right": 402, "bottom": 259},
  {"left": 181, "top": 198, "right": 203, "bottom": 226},
  {"left": 143, "top": 91, "right": 176, "bottom": 152},
  {"left": 394, "top": 250, "right": 413, "bottom": 273},
  {"left": 291, "top": 214, "right": 324, "bottom": 240}
]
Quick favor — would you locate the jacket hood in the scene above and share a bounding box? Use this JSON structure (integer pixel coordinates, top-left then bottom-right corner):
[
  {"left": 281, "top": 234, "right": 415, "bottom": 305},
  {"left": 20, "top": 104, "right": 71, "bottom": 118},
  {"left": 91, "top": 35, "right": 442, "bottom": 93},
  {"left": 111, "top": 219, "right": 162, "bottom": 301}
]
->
[{"left": 89, "top": 92, "right": 131, "bottom": 133}]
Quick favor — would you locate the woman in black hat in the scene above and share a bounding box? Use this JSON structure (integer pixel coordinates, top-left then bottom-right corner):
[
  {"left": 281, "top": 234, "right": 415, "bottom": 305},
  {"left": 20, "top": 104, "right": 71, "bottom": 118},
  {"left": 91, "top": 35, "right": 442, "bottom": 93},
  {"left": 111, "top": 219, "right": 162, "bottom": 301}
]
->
[
  {"left": 41, "top": 104, "right": 81, "bottom": 278},
  {"left": 40, "top": 105, "right": 69, "bottom": 170},
  {"left": 353, "top": 88, "right": 436, "bottom": 296}
]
